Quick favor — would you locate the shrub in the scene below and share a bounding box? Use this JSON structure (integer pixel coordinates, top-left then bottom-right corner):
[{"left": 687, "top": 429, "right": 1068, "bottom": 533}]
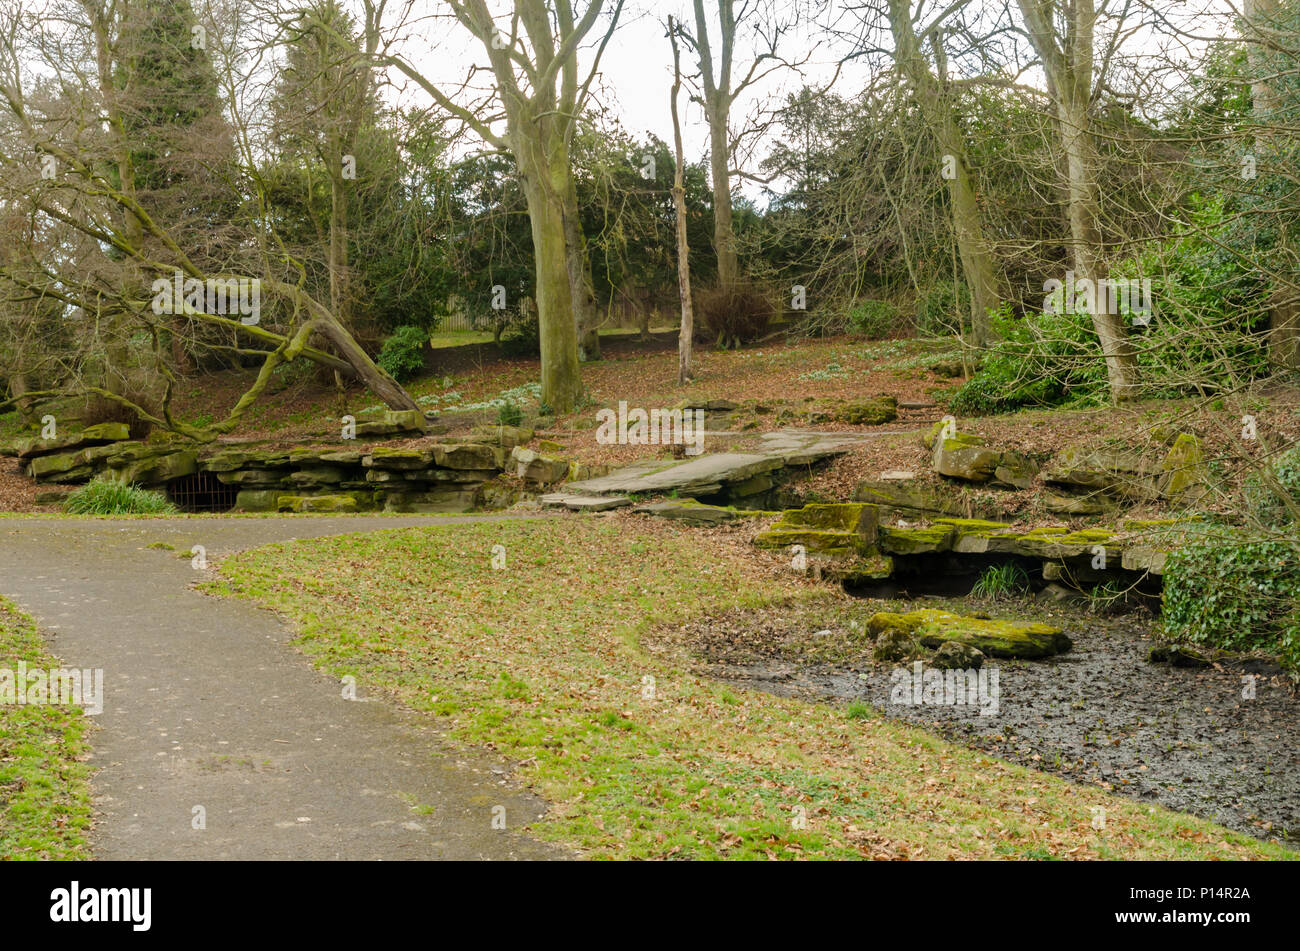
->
[
  {"left": 497, "top": 402, "right": 524, "bottom": 427},
  {"left": 64, "top": 478, "right": 177, "bottom": 515},
  {"left": 1163, "top": 531, "right": 1300, "bottom": 671},
  {"left": 376, "top": 325, "right": 429, "bottom": 382},
  {"left": 947, "top": 303, "right": 1090, "bottom": 416},
  {"left": 847, "top": 300, "right": 901, "bottom": 339},
  {"left": 697, "top": 283, "right": 775, "bottom": 348}
]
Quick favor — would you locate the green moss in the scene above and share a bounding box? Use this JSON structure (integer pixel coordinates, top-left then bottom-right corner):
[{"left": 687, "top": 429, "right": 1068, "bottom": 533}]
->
[
  {"left": 940, "top": 433, "right": 987, "bottom": 452},
  {"left": 754, "top": 529, "right": 859, "bottom": 553},
  {"left": 933, "top": 518, "right": 1011, "bottom": 538},
  {"left": 781, "top": 503, "right": 875, "bottom": 531},
  {"left": 866, "top": 608, "right": 1071, "bottom": 658},
  {"left": 879, "top": 524, "right": 956, "bottom": 554}
]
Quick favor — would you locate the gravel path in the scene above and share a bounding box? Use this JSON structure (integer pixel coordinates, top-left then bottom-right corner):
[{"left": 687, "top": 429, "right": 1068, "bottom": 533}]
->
[{"left": 0, "top": 515, "right": 566, "bottom": 860}]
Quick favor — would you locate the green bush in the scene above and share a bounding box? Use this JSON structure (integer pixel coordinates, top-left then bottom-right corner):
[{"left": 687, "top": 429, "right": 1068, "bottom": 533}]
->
[
  {"left": 64, "top": 478, "right": 177, "bottom": 515},
  {"left": 497, "top": 402, "right": 524, "bottom": 427},
  {"left": 1163, "top": 531, "right": 1300, "bottom": 671},
  {"left": 847, "top": 300, "right": 901, "bottom": 339},
  {"left": 376, "top": 325, "right": 430, "bottom": 382},
  {"left": 948, "top": 303, "right": 1092, "bottom": 416}
]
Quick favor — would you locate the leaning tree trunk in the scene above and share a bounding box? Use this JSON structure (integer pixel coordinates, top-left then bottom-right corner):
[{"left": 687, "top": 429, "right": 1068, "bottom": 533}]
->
[{"left": 886, "top": 1, "right": 1001, "bottom": 347}]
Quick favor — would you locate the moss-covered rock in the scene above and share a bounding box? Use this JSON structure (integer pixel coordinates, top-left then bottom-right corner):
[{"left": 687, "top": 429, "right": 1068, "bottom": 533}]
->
[
  {"left": 111, "top": 449, "right": 198, "bottom": 486},
  {"left": 852, "top": 479, "right": 976, "bottom": 518},
  {"left": 15, "top": 421, "right": 131, "bottom": 460},
  {"left": 837, "top": 396, "right": 898, "bottom": 425},
  {"left": 874, "top": 627, "right": 918, "bottom": 662},
  {"left": 879, "top": 523, "right": 956, "bottom": 555},
  {"left": 932, "top": 433, "right": 1002, "bottom": 482},
  {"left": 27, "top": 450, "right": 89, "bottom": 480},
  {"left": 1159, "top": 434, "right": 1205, "bottom": 500},
  {"left": 931, "top": 640, "right": 985, "bottom": 670},
  {"left": 433, "top": 443, "right": 502, "bottom": 471},
  {"left": 754, "top": 503, "right": 879, "bottom": 554},
  {"left": 866, "top": 608, "right": 1071, "bottom": 658},
  {"left": 204, "top": 448, "right": 291, "bottom": 472},
  {"left": 234, "top": 489, "right": 284, "bottom": 512},
  {"left": 1041, "top": 446, "right": 1160, "bottom": 501},
  {"left": 510, "top": 447, "right": 569, "bottom": 486},
  {"left": 992, "top": 451, "right": 1038, "bottom": 489},
  {"left": 276, "top": 493, "right": 368, "bottom": 514},
  {"left": 364, "top": 447, "right": 435, "bottom": 469}
]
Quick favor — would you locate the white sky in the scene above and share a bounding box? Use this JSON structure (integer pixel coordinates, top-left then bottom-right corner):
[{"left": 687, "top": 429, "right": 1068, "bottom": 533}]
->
[{"left": 369, "top": 0, "right": 1242, "bottom": 201}]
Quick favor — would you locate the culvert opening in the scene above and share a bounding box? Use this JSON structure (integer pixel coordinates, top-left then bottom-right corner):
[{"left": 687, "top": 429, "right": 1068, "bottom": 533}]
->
[
  {"left": 842, "top": 553, "right": 1162, "bottom": 612},
  {"left": 166, "top": 470, "right": 238, "bottom": 513}
]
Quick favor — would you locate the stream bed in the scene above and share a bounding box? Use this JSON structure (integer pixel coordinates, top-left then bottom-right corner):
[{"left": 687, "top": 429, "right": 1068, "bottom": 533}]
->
[{"left": 672, "top": 597, "right": 1300, "bottom": 847}]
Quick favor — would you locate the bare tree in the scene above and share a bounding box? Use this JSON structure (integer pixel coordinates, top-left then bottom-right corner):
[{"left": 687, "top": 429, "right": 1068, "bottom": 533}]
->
[
  {"left": 680, "top": 0, "right": 805, "bottom": 291},
  {"left": 669, "top": 15, "right": 694, "bottom": 383},
  {"left": 0, "top": 0, "right": 423, "bottom": 439},
  {"left": 1014, "top": 0, "right": 1140, "bottom": 399},
  {"left": 882, "top": 0, "right": 1003, "bottom": 347},
  {"left": 378, "top": 0, "right": 625, "bottom": 413}
]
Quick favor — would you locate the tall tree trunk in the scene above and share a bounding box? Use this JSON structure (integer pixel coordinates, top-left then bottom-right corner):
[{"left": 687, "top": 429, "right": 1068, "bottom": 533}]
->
[
  {"left": 1244, "top": 0, "right": 1300, "bottom": 369},
  {"left": 707, "top": 104, "right": 738, "bottom": 290},
  {"left": 670, "top": 16, "right": 695, "bottom": 383},
  {"left": 1017, "top": 0, "right": 1139, "bottom": 400},
  {"left": 886, "top": 2, "right": 1001, "bottom": 346},
  {"left": 563, "top": 173, "right": 601, "bottom": 361},
  {"left": 1059, "top": 97, "right": 1138, "bottom": 399},
  {"left": 519, "top": 143, "right": 583, "bottom": 413}
]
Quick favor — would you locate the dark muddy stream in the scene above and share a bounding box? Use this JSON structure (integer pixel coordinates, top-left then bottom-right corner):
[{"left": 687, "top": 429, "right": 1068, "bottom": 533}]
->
[{"left": 673, "top": 597, "right": 1300, "bottom": 848}]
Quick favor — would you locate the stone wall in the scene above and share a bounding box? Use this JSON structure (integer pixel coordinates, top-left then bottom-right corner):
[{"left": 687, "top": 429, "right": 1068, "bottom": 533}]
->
[{"left": 7, "top": 422, "right": 542, "bottom": 514}]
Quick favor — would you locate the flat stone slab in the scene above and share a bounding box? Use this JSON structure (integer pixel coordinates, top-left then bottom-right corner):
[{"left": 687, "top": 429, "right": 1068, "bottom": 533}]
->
[
  {"left": 632, "top": 500, "right": 738, "bottom": 525},
  {"left": 566, "top": 430, "right": 867, "bottom": 499},
  {"left": 540, "top": 493, "right": 631, "bottom": 512}
]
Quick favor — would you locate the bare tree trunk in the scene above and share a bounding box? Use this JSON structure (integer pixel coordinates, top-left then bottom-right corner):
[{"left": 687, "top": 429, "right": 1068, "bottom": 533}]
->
[
  {"left": 1243, "top": 0, "right": 1300, "bottom": 369},
  {"left": 693, "top": 0, "right": 741, "bottom": 291},
  {"left": 886, "top": 2, "right": 1001, "bottom": 346},
  {"left": 1017, "top": 0, "right": 1138, "bottom": 400},
  {"left": 706, "top": 101, "right": 738, "bottom": 290},
  {"left": 670, "top": 16, "right": 695, "bottom": 383},
  {"left": 563, "top": 173, "right": 601, "bottom": 361},
  {"left": 519, "top": 142, "right": 583, "bottom": 413}
]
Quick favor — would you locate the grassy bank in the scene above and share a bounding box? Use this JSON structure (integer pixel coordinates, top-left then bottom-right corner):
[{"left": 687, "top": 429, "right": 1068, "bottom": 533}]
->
[
  {"left": 0, "top": 597, "right": 93, "bottom": 859},
  {"left": 209, "top": 518, "right": 1290, "bottom": 859}
]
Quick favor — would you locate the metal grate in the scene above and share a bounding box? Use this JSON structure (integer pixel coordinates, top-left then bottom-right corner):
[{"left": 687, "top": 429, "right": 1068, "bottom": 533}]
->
[{"left": 166, "top": 470, "right": 238, "bottom": 513}]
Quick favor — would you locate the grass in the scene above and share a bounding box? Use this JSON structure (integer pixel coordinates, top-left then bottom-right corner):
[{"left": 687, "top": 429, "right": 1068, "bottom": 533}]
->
[
  {"left": 64, "top": 478, "right": 177, "bottom": 515},
  {"left": 971, "top": 562, "right": 1032, "bottom": 600},
  {"left": 0, "top": 597, "right": 94, "bottom": 859},
  {"left": 208, "top": 518, "right": 1289, "bottom": 860}
]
